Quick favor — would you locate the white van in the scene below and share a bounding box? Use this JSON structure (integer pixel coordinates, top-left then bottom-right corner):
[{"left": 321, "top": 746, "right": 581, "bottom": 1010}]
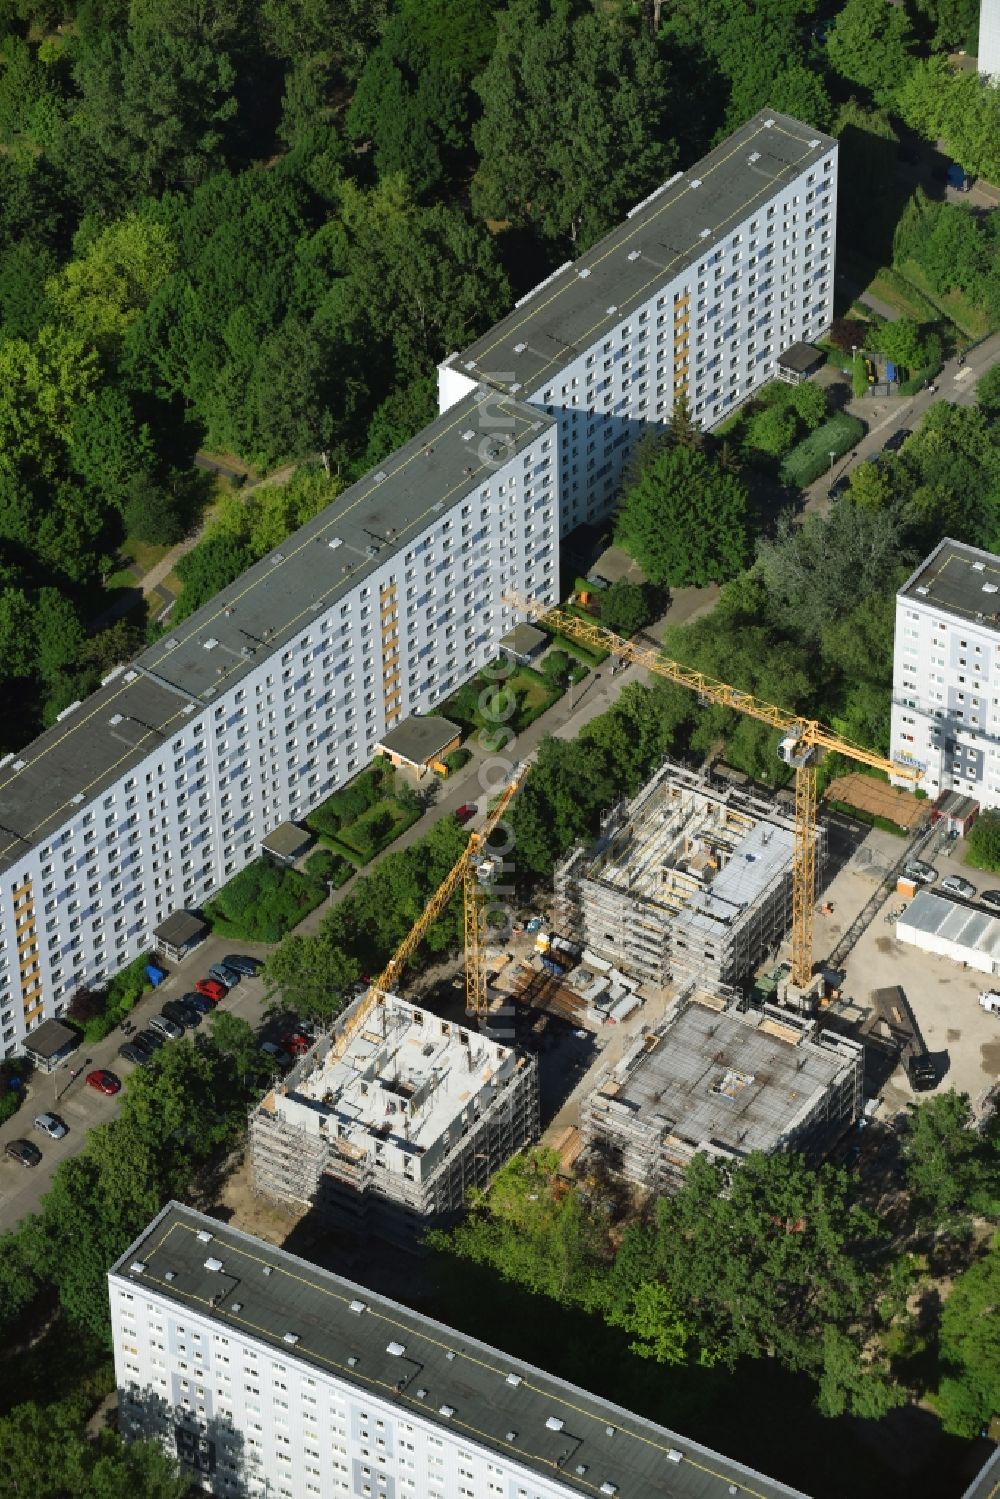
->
[{"left": 979, "top": 991, "right": 1000, "bottom": 1015}]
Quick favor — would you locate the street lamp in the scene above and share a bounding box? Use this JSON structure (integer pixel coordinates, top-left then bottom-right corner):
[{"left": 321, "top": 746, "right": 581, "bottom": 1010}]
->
[{"left": 828, "top": 450, "right": 836, "bottom": 472}]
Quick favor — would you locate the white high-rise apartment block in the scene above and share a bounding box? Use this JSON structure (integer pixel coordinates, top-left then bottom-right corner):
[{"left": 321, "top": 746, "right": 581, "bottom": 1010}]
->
[
  {"left": 890, "top": 538, "right": 1000, "bottom": 804},
  {"left": 440, "top": 108, "right": 838, "bottom": 536},
  {"left": 0, "top": 389, "right": 557, "bottom": 1056},
  {"left": 0, "top": 111, "right": 837, "bottom": 1052},
  {"left": 111, "top": 1201, "right": 809, "bottom": 1499},
  {"left": 980, "top": 0, "right": 1000, "bottom": 76}
]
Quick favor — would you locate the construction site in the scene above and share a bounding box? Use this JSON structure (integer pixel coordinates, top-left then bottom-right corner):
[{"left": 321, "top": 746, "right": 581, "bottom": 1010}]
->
[
  {"left": 249, "top": 994, "right": 539, "bottom": 1247},
  {"left": 554, "top": 761, "right": 820, "bottom": 991},
  {"left": 582, "top": 984, "right": 864, "bottom": 1195}
]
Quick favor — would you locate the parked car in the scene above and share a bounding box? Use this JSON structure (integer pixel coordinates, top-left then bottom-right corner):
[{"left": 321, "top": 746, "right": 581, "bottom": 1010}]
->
[
  {"left": 903, "top": 859, "right": 937, "bottom": 885},
  {"left": 881, "top": 428, "right": 911, "bottom": 454},
  {"left": 133, "top": 1028, "right": 165, "bottom": 1054},
  {"left": 161, "top": 1000, "right": 193, "bottom": 1030},
  {"left": 260, "top": 1041, "right": 292, "bottom": 1069},
  {"left": 5, "top": 1138, "right": 42, "bottom": 1167},
  {"left": 279, "top": 1030, "right": 311, "bottom": 1057},
  {"left": 827, "top": 474, "right": 850, "bottom": 500},
  {"left": 455, "top": 804, "right": 477, "bottom": 825},
  {"left": 181, "top": 990, "right": 215, "bottom": 1014},
  {"left": 148, "top": 1014, "right": 184, "bottom": 1042},
  {"left": 33, "top": 1112, "right": 67, "bottom": 1140},
  {"left": 87, "top": 1069, "right": 121, "bottom": 1096},
  {"left": 981, "top": 890, "right": 1000, "bottom": 913},
  {"left": 208, "top": 963, "right": 240, "bottom": 989},
  {"left": 173, "top": 999, "right": 204, "bottom": 1028},
  {"left": 940, "top": 874, "right": 976, "bottom": 899},
  {"left": 118, "top": 1042, "right": 153, "bottom": 1068},
  {"left": 221, "top": 954, "right": 261, "bottom": 977},
  {"left": 195, "top": 978, "right": 227, "bottom": 1003}
]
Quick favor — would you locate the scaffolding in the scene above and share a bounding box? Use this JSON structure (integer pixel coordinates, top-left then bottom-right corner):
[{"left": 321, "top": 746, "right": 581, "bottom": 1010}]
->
[
  {"left": 582, "top": 985, "right": 863, "bottom": 1194},
  {"left": 249, "top": 994, "right": 539, "bottom": 1247},
  {"left": 554, "top": 761, "right": 822, "bottom": 989}
]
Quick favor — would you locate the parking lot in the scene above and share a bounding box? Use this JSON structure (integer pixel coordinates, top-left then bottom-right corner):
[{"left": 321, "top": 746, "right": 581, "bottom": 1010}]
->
[{"left": 816, "top": 827, "right": 1000, "bottom": 1115}]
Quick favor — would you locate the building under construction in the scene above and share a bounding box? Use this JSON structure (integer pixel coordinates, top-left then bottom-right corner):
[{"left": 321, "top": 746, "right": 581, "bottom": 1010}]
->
[
  {"left": 583, "top": 986, "right": 863, "bottom": 1194},
  {"left": 555, "top": 761, "right": 818, "bottom": 989},
  {"left": 249, "top": 994, "right": 539, "bottom": 1246}
]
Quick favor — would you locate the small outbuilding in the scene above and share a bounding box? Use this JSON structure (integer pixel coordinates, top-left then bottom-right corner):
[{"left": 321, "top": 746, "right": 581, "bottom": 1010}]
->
[
  {"left": 260, "top": 821, "right": 313, "bottom": 867},
  {"left": 23, "top": 1017, "right": 78, "bottom": 1074},
  {"left": 152, "top": 909, "right": 208, "bottom": 963},
  {"left": 896, "top": 889, "right": 1000, "bottom": 974},
  {"left": 776, "top": 340, "right": 823, "bottom": 385},
  {"left": 498, "top": 622, "right": 547, "bottom": 665},
  {"left": 930, "top": 790, "right": 979, "bottom": 838},
  {"left": 374, "top": 715, "right": 461, "bottom": 776}
]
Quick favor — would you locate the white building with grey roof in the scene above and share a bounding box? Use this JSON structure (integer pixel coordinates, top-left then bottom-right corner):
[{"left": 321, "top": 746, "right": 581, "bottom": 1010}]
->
[
  {"left": 440, "top": 108, "right": 837, "bottom": 536},
  {"left": 0, "top": 389, "right": 557, "bottom": 1056},
  {"left": 890, "top": 537, "right": 1000, "bottom": 806},
  {"left": 110, "top": 1200, "right": 813, "bottom": 1499}
]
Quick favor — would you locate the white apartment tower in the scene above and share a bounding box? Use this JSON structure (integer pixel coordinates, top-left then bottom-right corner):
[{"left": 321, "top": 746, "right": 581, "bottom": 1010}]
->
[
  {"left": 980, "top": 0, "right": 1000, "bottom": 76},
  {"left": 440, "top": 108, "right": 838, "bottom": 536},
  {"left": 110, "top": 1201, "right": 810, "bottom": 1499},
  {"left": 0, "top": 111, "right": 837, "bottom": 1053},
  {"left": 890, "top": 539, "right": 1000, "bottom": 805},
  {"left": 0, "top": 390, "right": 557, "bottom": 1056}
]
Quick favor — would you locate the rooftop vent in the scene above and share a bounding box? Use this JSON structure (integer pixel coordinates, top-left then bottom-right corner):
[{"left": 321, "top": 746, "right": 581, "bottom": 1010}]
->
[
  {"left": 747, "top": 152, "right": 760, "bottom": 164},
  {"left": 983, "top": 584, "right": 999, "bottom": 594},
  {"left": 438, "top": 1405, "right": 455, "bottom": 1419},
  {"left": 328, "top": 538, "right": 343, "bottom": 550},
  {"left": 915, "top": 585, "right": 929, "bottom": 595},
  {"left": 71, "top": 793, "right": 85, "bottom": 805},
  {"left": 506, "top": 1373, "right": 522, "bottom": 1387},
  {"left": 809, "top": 138, "right": 821, "bottom": 148},
  {"left": 546, "top": 1417, "right": 565, "bottom": 1432},
  {"left": 283, "top": 1333, "right": 300, "bottom": 1346},
  {"left": 164, "top": 1270, "right": 176, "bottom": 1282},
  {"left": 510, "top": 381, "right": 522, "bottom": 393},
  {"left": 764, "top": 117, "right": 775, "bottom": 127},
  {"left": 163, "top": 638, "right": 178, "bottom": 650},
  {"left": 262, "top": 1265, "right": 273, "bottom": 1277},
  {"left": 445, "top": 1350, "right": 456, "bottom": 1361},
  {"left": 505, "top": 1430, "right": 517, "bottom": 1443},
  {"left": 690, "top": 177, "right": 702, "bottom": 187},
  {"left": 576, "top": 1466, "right": 588, "bottom": 1477},
  {"left": 123, "top": 670, "right": 138, "bottom": 682},
  {"left": 203, "top": 1257, "right": 223, "bottom": 1273},
  {"left": 514, "top": 342, "right": 527, "bottom": 353},
  {"left": 578, "top": 268, "right": 591, "bottom": 279},
  {"left": 605, "top": 305, "right": 618, "bottom": 315},
  {"left": 386, "top": 1341, "right": 406, "bottom": 1357},
  {"left": 129, "top": 1261, "right": 146, "bottom": 1275},
  {"left": 627, "top": 250, "right": 640, "bottom": 261},
  {"left": 196, "top": 1230, "right": 213, "bottom": 1243},
  {"left": 415, "top": 1388, "right": 428, "bottom": 1399},
  {"left": 271, "top": 552, "right": 284, "bottom": 564},
  {"left": 463, "top": 360, "right": 476, "bottom": 371},
  {"left": 347, "top": 1355, "right": 358, "bottom": 1367},
  {"left": 973, "top": 561, "right": 985, "bottom": 570},
  {"left": 109, "top": 714, "right": 123, "bottom": 726},
  {"left": 349, "top": 1299, "right": 367, "bottom": 1315},
  {"left": 202, "top": 638, "right": 218, "bottom": 651},
  {"left": 699, "top": 228, "right": 711, "bottom": 238},
  {"left": 600, "top": 1485, "right": 618, "bottom": 1497},
  {"left": 461, "top": 430, "right": 475, "bottom": 442},
  {"left": 230, "top": 1301, "right": 242, "bottom": 1313},
  {"left": 605, "top": 1425, "right": 616, "bottom": 1438},
  {"left": 667, "top": 1450, "right": 683, "bottom": 1463},
  {"left": 373, "top": 470, "right": 388, "bottom": 483}
]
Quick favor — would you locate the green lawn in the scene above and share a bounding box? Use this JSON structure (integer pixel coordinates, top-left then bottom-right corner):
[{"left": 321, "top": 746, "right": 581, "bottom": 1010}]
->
[
  {"left": 335, "top": 797, "right": 423, "bottom": 863},
  {"left": 779, "top": 412, "right": 866, "bottom": 489},
  {"left": 119, "top": 535, "right": 172, "bottom": 577},
  {"left": 897, "top": 257, "right": 994, "bottom": 341}
]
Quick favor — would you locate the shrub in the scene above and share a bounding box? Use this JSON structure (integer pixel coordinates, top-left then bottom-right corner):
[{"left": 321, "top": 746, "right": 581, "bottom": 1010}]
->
[
  {"left": 206, "top": 859, "right": 326, "bottom": 942},
  {"left": 967, "top": 810, "right": 1000, "bottom": 871},
  {"left": 442, "top": 747, "right": 471, "bottom": 773}
]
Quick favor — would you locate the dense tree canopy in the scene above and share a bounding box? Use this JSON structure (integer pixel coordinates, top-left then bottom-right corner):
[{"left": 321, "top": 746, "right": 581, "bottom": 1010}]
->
[{"left": 615, "top": 443, "right": 751, "bottom": 588}]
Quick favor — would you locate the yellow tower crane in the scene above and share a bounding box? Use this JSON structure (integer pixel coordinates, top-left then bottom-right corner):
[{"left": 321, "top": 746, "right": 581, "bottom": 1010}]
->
[
  {"left": 508, "top": 596, "right": 922, "bottom": 996},
  {"left": 333, "top": 764, "right": 530, "bottom": 1053}
]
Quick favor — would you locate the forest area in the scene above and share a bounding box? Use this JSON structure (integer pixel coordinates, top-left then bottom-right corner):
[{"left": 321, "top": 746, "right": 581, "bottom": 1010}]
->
[{"left": 0, "top": 0, "right": 998, "bottom": 749}]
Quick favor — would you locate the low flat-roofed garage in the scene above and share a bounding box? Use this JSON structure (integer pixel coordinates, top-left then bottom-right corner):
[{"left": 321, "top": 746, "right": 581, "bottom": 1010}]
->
[{"left": 374, "top": 715, "right": 461, "bottom": 776}]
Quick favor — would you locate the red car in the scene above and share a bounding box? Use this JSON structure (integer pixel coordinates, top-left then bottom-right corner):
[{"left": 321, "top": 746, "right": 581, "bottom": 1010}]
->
[
  {"left": 279, "top": 1031, "right": 311, "bottom": 1057},
  {"left": 87, "top": 1069, "right": 121, "bottom": 1096},
  {"left": 195, "top": 978, "right": 226, "bottom": 1003},
  {"left": 455, "top": 803, "right": 477, "bottom": 825}
]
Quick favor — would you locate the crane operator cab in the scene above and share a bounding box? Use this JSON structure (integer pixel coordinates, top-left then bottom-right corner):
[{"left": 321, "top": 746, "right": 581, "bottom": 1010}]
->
[{"left": 778, "top": 730, "right": 815, "bottom": 771}]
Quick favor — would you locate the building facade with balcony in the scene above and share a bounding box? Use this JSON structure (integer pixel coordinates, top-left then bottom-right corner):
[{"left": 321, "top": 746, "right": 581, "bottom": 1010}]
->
[
  {"left": 0, "top": 390, "right": 557, "bottom": 1056},
  {"left": 890, "top": 538, "right": 1000, "bottom": 805},
  {"left": 439, "top": 108, "right": 838, "bottom": 537}
]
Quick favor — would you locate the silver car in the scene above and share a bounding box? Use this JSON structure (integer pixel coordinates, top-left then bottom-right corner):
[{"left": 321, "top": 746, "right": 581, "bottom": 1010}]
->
[
  {"left": 33, "top": 1112, "right": 68, "bottom": 1140},
  {"left": 940, "top": 874, "right": 976, "bottom": 899},
  {"left": 903, "top": 860, "right": 937, "bottom": 885},
  {"left": 148, "top": 1013, "right": 184, "bottom": 1041}
]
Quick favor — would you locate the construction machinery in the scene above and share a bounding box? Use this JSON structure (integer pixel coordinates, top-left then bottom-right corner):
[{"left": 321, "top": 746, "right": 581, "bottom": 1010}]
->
[
  {"left": 333, "top": 764, "right": 530, "bottom": 1054},
  {"left": 508, "top": 595, "right": 922, "bottom": 1003}
]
